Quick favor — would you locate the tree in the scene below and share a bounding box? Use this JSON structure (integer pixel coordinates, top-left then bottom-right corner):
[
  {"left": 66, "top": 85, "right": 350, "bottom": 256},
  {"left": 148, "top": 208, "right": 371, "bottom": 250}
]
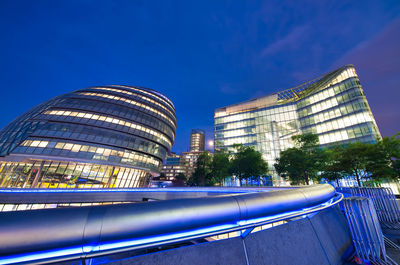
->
[
  {"left": 188, "top": 151, "right": 213, "bottom": 186},
  {"left": 175, "top": 173, "right": 187, "bottom": 181},
  {"left": 158, "top": 172, "right": 167, "bottom": 180},
  {"left": 229, "top": 144, "right": 268, "bottom": 186},
  {"left": 367, "top": 133, "right": 400, "bottom": 183},
  {"left": 334, "top": 142, "right": 374, "bottom": 187},
  {"left": 211, "top": 150, "right": 230, "bottom": 186},
  {"left": 274, "top": 133, "right": 325, "bottom": 185},
  {"left": 319, "top": 132, "right": 400, "bottom": 186},
  {"left": 274, "top": 147, "right": 307, "bottom": 185},
  {"left": 319, "top": 145, "right": 347, "bottom": 186},
  {"left": 172, "top": 173, "right": 186, "bottom": 187}
]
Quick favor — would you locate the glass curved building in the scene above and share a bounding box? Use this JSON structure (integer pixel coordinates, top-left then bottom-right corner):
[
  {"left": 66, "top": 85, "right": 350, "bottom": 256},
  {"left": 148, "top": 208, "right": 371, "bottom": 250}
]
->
[
  {"left": 0, "top": 85, "right": 176, "bottom": 188},
  {"left": 215, "top": 65, "right": 381, "bottom": 183}
]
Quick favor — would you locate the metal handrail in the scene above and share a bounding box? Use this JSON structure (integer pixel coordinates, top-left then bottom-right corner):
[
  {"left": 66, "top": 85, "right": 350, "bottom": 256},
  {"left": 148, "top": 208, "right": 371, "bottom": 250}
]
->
[
  {"left": 0, "top": 186, "right": 289, "bottom": 204},
  {"left": 0, "top": 184, "right": 339, "bottom": 265}
]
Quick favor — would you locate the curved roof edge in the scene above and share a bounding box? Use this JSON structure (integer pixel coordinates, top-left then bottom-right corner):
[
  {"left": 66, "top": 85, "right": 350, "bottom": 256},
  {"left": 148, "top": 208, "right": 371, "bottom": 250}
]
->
[{"left": 215, "top": 65, "right": 356, "bottom": 118}]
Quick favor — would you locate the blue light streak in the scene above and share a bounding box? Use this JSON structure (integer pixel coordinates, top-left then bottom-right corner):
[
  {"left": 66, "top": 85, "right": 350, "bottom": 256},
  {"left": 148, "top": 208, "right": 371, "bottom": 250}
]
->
[
  {"left": 0, "top": 187, "right": 267, "bottom": 193},
  {"left": 0, "top": 246, "right": 83, "bottom": 265}
]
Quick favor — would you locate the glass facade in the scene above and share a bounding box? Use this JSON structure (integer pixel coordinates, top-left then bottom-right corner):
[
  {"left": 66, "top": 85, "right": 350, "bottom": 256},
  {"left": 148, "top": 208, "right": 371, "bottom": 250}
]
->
[
  {"left": 161, "top": 153, "right": 189, "bottom": 180},
  {"left": 214, "top": 65, "right": 381, "bottom": 183},
  {"left": 0, "top": 85, "right": 176, "bottom": 188}
]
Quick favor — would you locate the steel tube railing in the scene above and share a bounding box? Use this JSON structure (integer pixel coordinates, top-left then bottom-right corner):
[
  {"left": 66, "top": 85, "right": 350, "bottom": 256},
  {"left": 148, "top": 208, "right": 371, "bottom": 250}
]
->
[{"left": 0, "top": 184, "right": 337, "bottom": 264}]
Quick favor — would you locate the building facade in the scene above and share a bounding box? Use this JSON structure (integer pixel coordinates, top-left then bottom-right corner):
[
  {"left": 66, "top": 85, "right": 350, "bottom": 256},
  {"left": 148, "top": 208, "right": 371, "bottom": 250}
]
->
[
  {"left": 182, "top": 150, "right": 204, "bottom": 178},
  {"left": 0, "top": 85, "right": 176, "bottom": 189},
  {"left": 161, "top": 153, "right": 189, "bottom": 180},
  {"left": 180, "top": 129, "right": 207, "bottom": 178},
  {"left": 214, "top": 65, "right": 381, "bottom": 182},
  {"left": 189, "top": 129, "right": 205, "bottom": 152}
]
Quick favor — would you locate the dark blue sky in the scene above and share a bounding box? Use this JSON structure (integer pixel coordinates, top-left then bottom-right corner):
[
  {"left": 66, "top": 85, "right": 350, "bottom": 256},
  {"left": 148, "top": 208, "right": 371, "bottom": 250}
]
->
[{"left": 0, "top": 1, "right": 399, "bottom": 153}]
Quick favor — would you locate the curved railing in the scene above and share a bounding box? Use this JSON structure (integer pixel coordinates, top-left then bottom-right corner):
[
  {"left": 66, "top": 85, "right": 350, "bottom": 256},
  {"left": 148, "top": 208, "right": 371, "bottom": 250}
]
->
[{"left": 0, "top": 184, "right": 342, "bottom": 265}]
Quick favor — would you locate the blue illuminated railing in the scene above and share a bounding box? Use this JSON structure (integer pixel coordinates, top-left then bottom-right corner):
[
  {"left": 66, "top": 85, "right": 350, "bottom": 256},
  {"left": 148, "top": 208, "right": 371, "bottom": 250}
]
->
[
  {"left": 0, "top": 186, "right": 285, "bottom": 204},
  {"left": 0, "top": 184, "right": 341, "bottom": 265}
]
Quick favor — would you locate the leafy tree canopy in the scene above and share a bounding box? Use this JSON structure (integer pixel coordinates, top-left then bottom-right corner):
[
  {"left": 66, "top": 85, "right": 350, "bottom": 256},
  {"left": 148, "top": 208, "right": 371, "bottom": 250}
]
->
[
  {"left": 188, "top": 151, "right": 214, "bottom": 186},
  {"left": 211, "top": 150, "right": 230, "bottom": 186},
  {"left": 229, "top": 144, "right": 268, "bottom": 186},
  {"left": 275, "top": 133, "right": 325, "bottom": 185}
]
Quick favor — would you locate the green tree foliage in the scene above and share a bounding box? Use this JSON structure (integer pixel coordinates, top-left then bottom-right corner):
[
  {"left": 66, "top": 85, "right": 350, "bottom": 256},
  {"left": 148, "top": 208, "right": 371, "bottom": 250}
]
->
[
  {"left": 367, "top": 133, "right": 400, "bottom": 183},
  {"left": 174, "top": 173, "right": 186, "bottom": 181},
  {"left": 229, "top": 144, "right": 269, "bottom": 186},
  {"left": 319, "top": 146, "right": 347, "bottom": 185},
  {"left": 274, "top": 133, "right": 325, "bottom": 185},
  {"left": 172, "top": 173, "right": 186, "bottom": 187},
  {"left": 278, "top": 132, "right": 400, "bottom": 187},
  {"left": 321, "top": 133, "right": 400, "bottom": 186},
  {"left": 329, "top": 142, "right": 372, "bottom": 187},
  {"left": 188, "top": 151, "right": 214, "bottom": 186},
  {"left": 211, "top": 150, "right": 230, "bottom": 186}
]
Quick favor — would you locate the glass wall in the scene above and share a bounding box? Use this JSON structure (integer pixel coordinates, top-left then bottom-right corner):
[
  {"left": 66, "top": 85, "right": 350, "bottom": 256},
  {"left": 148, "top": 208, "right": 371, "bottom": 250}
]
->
[
  {"left": 0, "top": 85, "right": 176, "bottom": 189},
  {"left": 214, "top": 65, "right": 381, "bottom": 183},
  {"left": 0, "top": 160, "right": 148, "bottom": 189}
]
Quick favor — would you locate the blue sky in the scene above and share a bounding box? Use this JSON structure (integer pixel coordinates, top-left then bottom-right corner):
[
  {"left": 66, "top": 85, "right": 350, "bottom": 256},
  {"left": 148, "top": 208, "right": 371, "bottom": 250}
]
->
[{"left": 0, "top": 1, "right": 399, "bottom": 153}]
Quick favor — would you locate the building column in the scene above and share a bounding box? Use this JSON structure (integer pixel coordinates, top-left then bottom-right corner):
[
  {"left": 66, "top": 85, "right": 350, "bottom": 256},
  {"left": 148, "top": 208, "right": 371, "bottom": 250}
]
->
[{"left": 31, "top": 161, "right": 45, "bottom": 188}]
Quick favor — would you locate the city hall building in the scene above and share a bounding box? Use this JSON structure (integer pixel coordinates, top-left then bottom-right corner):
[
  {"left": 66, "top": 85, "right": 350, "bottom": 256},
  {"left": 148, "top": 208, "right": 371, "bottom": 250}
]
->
[
  {"left": 214, "top": 65, "right": 381, "bottom": 183},
  {"left": 0, "top": 85, "right": 176, "bottom": 189}
]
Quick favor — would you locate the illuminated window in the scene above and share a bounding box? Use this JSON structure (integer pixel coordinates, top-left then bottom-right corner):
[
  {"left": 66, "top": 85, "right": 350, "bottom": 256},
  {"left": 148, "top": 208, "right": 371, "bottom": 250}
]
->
[
  {"left": 43, "top": 110, "right": 172, "bottom": 147},
  {"left": 84, "top": 90, "right": 176, "bottom": 125}
]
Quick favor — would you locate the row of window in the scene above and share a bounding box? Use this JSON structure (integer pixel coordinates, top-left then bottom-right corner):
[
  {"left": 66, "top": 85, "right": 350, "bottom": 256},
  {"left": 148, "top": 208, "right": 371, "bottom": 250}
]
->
[
  {"left": 216, "top": 127, "right": 256, "bottom": 139},
  {"left": 297, "top": 77, "right": 359, "bottom": 109},
  {"left": 93, "top": 87, "right": 176, "bottom": 119},
  {"left": 326, "top": 67, "right": 357, "bottom": 89},
  {"left": 215, "top": 135, "right": 257, "bottom": 147},
  {"left": 301, "top": 122, "right": 375, "bottom": 145},
  {"left": 80, "top": 92, "right": 176, "bottom": 128},
  {"left": 216, "top": 107, "right": 299, "bottom": 131},
  {"left": 297, "top": 86, "right": 364, "bottom": 118},
  {"left": 316, "top": 123, "right": 374, "bottom": 145},
  {"left": 215, "top": 119, "right": 255, "bottom": 132},
  {"left": 216, "top": 79, "right": 361, "bottom": 131},
  {"left": 215, "top": 68, "right": 357, "bottom": 124},
  {"left": 298, "top": 67, "right": 357, "bottom": 104},
  {"left": 304, "top": 111, "right": 374, "bottom": 136},
  {"left": 216, "top": 119, "right": 300, "bottom": 141},
  {"left": 216, "top": 118, "right": 299, "bottom": 140},
  {"left": 299, "top": 99, "right": 369, "bottom": 127},
  {"left": 58, "top": 97, "right": 175, "bottom": 139},
  {"left": 215, "top": 103, "right": 298, "bottom": 125},
  {"left": 0, "top": 161, "right": 148, "bottom": 189},
  {"left": 110, "top": 85, "right": 175, "bottom": 111},
  {"left": 18, "top": 139, "right": 161, "bottom": 168},
  {"left": 32, "top": 123, "right": 166, "bottom": 159},
  {"left": 44, "top": 110, "right": 172, "bottom": 147}
]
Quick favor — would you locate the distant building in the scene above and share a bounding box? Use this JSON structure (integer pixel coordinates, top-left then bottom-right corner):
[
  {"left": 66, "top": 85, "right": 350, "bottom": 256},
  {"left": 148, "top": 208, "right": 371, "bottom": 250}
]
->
[
  {"left": 190, "top": 129, "right": 205, "bottom": 152},
  {"left": 161, "top": 153, "right": 189, "bottom": 180},
  {"left": 173, "top": 129, "right": 206, "bottom": 178},
  {"left": 214, "top": 65, "right": 381, "bottom": 185},
  {"left": 181, "top": 150, "right": 204, "bottom": 177}
]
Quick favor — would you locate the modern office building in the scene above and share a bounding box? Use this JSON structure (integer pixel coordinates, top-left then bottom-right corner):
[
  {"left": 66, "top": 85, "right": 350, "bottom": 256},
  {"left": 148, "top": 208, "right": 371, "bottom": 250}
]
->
[
  {"left": 189, "top": 129, "right": 205, "bottom": 152},
  {"left": 0, "top": 85, "right": 177, "bottom": 189},
  {"left": 181, "top": 129, "right": 207, "bottom": 177},
  {"left": 214, "top": 65, "right": 381, "bottom": 182},
  {"left": 161, "top": 153, "right": 189, "bottom": 180}
]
